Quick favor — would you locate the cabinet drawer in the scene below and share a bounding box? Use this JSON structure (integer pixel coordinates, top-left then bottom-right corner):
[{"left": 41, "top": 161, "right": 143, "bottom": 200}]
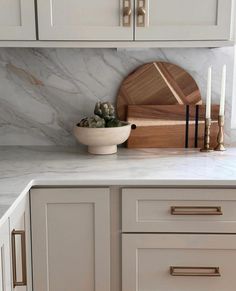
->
[
  {"left": 122, "top": 188, "right": 236, "bottom": 233},
  {"left": 122, "top": 234, "right": 236, "bottom": 291}
]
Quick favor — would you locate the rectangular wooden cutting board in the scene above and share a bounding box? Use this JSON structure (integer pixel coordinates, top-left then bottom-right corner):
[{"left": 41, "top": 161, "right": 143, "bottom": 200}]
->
[{"left": 127, "top": 105, "right": 219, "bottom": 148}]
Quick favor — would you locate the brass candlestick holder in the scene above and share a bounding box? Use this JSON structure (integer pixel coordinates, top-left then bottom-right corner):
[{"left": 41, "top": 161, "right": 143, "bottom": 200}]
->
[
  {"left": 214, "top": 115, "right": 226, "bottom": 151},
  {"left": 200, "top": 118, "right": 214, "bottom": 152}
]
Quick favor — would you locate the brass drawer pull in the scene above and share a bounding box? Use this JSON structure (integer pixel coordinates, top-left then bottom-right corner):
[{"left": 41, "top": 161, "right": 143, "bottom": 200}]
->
[
  {"left": 137, "top": 0, "right": 146, "bottom": 27},
  {"left": 12, "top": 230, "right": 27, "bottom": 288},
  {"left": 170, "top": 266, "right": 221, "bottom": 277},
  {"left": 123, "top": 0, "right": 132, "bottom": 27},
  {"left": 171, "top": 206, "right": 223, "bottom": 216}
]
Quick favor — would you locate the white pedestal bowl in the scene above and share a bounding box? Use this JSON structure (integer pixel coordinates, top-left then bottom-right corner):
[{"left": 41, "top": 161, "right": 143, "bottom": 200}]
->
[{"left": 74, "top": 123, "right": 131, "bottom": 155}]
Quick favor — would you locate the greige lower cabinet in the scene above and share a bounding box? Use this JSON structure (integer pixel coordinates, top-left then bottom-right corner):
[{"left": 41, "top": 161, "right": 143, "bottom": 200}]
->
[
  {"left": 0, "top": 220, "right": 11, "bottom": 291},
  {"left": 1, "top": 186, "right": 236, "bottom": 291},
  {"left": 9, "top": 195, "right": 32, "bottom": 291},
  {"left": 0, "top": 195, "right": 31, "bottom": 291},
  {"left": 122, "top": 188, "right": 236, "bottom": 233},
  {"left": 122, "top": 188, "right": 236, "bottom": 291},
  {"left": 31, "top": 188, "right": 110, "bottom": 291},
  {"left": 122, "top": 234, "right": 236, "bottom": 291}
]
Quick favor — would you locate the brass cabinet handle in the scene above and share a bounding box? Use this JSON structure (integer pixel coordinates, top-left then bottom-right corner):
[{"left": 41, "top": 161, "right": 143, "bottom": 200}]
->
[
  {"left": 137, "top": 7, "right": 146, "bottom": 16},
  {"left": 123, "top": 0, "right": 132, "bottom": 27},
  {"left": 171, "top": 206, "right": 223, "bottom": 216},
  {"left": 123, "top": 7, "right": 132, "bottom": 17},
  {"left": 11, "top": 230, "right": 27, "bottom": 288},
  {"left": 170, "top": 266, "right": 221, "bottom": 277},
  {"left": 137, "top": 0, "right": 146, "bottom": 27}
]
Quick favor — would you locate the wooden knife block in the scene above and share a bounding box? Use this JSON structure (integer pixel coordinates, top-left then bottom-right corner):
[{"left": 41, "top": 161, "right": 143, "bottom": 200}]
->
[{"left": 127, "top": 105, "right": 219, "bottom": 148}]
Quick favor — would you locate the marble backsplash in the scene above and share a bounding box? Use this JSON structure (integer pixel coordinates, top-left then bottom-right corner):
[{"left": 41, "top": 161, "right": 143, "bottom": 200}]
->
[{"left": 0, "top": 47, "right": 234, "bottom": 145}]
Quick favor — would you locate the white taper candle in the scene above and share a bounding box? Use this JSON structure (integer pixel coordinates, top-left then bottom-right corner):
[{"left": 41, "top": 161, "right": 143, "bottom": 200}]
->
[
  {"left": 206, "top": 67, "right": 212, "bottom": 119},
  {"left": 220, "top": 64, "right": 226, "bottom": 116}
]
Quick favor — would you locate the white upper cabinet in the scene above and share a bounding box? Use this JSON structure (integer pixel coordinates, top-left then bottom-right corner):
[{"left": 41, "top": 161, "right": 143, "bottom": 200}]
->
[
  {"left": 135, "top": 0, "right": 233, "bottom": 41},
  {"left": 0, "top": 0, "right": 234, "bottom": 45},
  {"left": 0, "top": 0, "right": 36, "bottom": 40},
  {"left": 37, "top": 0, "right": 133, "bottom": 40}
]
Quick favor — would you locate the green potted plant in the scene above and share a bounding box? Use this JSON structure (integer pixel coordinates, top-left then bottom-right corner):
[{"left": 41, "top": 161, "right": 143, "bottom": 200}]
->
[{"left": 74, "top": 102, "right": 131, "bottom": 155}]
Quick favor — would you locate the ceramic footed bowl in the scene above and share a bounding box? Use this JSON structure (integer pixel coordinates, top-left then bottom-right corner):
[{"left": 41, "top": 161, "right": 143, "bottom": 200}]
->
[{"left": 74, "top": 122, "right": 131, "bottom": 155}]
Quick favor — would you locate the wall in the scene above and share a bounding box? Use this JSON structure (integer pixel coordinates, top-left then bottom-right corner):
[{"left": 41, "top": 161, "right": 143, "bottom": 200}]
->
[{"left": 0, "top": 47, "right": 234, "bottom": 145}]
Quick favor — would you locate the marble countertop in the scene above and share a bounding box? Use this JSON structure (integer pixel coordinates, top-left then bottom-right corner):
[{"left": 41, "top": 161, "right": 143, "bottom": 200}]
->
[{"left": 1, "top": 146, "right": 236, "bottom": 224}]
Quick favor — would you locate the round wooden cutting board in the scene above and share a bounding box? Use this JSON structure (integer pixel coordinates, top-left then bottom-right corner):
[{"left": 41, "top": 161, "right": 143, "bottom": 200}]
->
[{"left": 116, "top": 62, "right": 202, "bottom": 120}]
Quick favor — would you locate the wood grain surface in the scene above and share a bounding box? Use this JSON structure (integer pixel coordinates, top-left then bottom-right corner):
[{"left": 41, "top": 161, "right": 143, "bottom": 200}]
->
[
  {"left": 116, "top": 62, "right": 202, "bottom": 120},
  {"left": 127, "top": 105, "right": 219, "bottom": 148}
]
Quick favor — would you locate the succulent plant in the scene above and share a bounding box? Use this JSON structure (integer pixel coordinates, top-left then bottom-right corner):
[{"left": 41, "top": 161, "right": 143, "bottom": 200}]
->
[
  {"left": 106, "top": 118, "right": 123, "bottom": 128},
  {"left": 94, "top": 101, "right": 115, "bottom": 121},
  {"left": 88, "top": 115, "right": 106, "bottom": 128},
  {"left": 77, "top": 101, "right": 125, "bottom": 128},
  {"left": 77, "top": 117, "right": 89, "bottom": 127},
  {"left": 79, "top": 115, "right": 106, "bottom": 128}
]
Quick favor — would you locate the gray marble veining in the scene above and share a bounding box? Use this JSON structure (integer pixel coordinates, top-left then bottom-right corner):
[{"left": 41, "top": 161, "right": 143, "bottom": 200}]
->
[
  {"left": 0, "top": 47, "right": 234, "bottom": 145},
  {"left": 1, "top": 146, "right": 236, "bottom": 223}
]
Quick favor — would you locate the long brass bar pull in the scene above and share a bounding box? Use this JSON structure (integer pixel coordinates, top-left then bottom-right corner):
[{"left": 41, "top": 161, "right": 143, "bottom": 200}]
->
[
  {"left": 123, "top": 0, "right": 132, "bottom": 27},
  {"left": 170, "top": 266, "right": 221, "bottom": 277},
  {"left": 137, "top": 0, "right": 146, "bottom": 27},
  {"left": 12, "top": 230, "right": 27, "bottom": 288},
  {"left": 171, "top": 206, "right": 223, "bottom": 216}
]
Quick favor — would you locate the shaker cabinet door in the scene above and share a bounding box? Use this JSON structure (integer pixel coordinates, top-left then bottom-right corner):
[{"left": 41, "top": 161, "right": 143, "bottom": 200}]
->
[
  {"left": 0, "top": 220, "right": 11, "bottom": 291},
  {"left": 0, "top": 0, "right": 36, "bottom": 40},
  {"left": 31, "top": 188, "right": 110, "bottom": 291},
  {"left": 9, "top": 195, "right": 32, "bottom": 291},
  {"left": 37, "top": 0, "right": 133, "bottom": 40},
  {"left": 135, "top": 0, "right": 233, "bottom": 41}
]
